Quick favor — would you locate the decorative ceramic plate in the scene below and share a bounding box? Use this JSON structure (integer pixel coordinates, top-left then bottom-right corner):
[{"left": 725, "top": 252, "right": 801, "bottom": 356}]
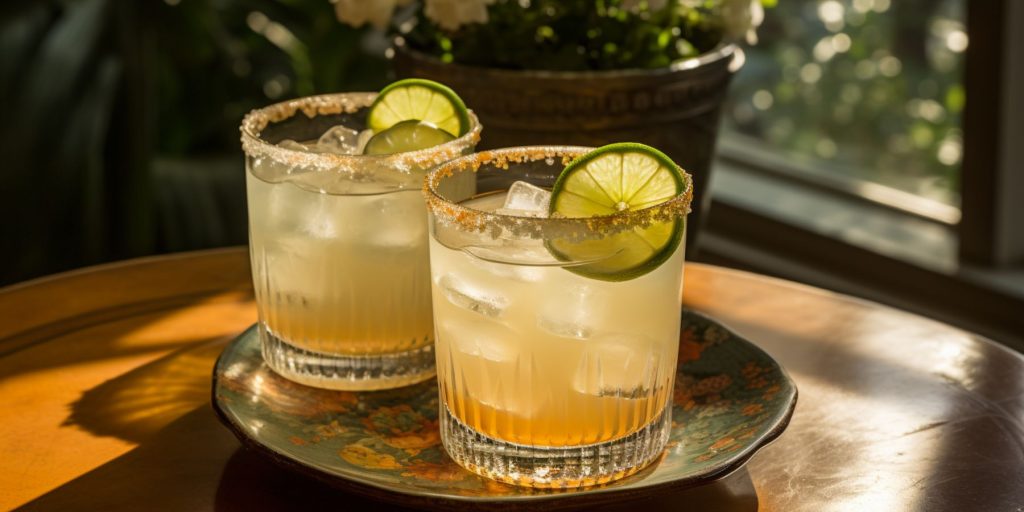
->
[{"left": 212, "top": 311, "right": 797, "bottom": 510}]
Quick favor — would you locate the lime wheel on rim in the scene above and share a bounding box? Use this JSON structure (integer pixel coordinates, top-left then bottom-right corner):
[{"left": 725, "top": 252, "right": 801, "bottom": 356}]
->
[
  {"left": 547, "top": 143, "right": 688, "bottom": 282},
  {"left": 362, "top": 120, "right": 456, "bottom": 156},
  {"left": 366, "top": 78, "right": 470, "bottom": 138}
]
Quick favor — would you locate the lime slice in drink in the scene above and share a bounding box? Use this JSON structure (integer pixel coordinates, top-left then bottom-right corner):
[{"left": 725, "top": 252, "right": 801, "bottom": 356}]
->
[
  {"left": 362, "top": 120, "right": 456, "bottom": 155},
  {"left": 547, "top": 143, "right": 687, "bottom": 282},
  {"left": 366, "top": 79, "right": 470, "bottom": 137}
]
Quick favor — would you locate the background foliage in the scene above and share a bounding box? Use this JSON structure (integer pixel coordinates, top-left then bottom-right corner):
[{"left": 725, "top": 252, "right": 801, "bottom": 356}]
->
[
  {"left": 0, "top": 0, "right": 966, "bottom": 285},
  {"left": 723, "top": 0, "right": 964, "bottom": 205},
  {"left": 0, "top": 0, "right": 387, "bottom": 285},
  {"left": 402, "top": 0, "right": 724, "bottom": 71}
]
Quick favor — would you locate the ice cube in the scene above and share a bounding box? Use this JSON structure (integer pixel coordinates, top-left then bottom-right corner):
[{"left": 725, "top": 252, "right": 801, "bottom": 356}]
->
[
  {"left": 535, "top": 285, "right": 605, "bottom": 339},
  {"left": 504, "top": 181, "right": 551, "bottom": 210},
  {"left": 470, "top": 258, "right": 544, "bottom": 282},
  {"left": 258, "top": 174, "right": 326, "bottom": 233},
  {"left": 314, "top": 125, "right": 361, "bottom": 154},
  {"left": 495, "top": 181, "right": 550, "bottom": 218},
  {"left": 438, "top": 274, "right": 508, "bottom": 318},
  {"left": 277, "top": 139, "right": 309, "bottom": 151},
  {"left": 538, "top": 316, "right": 592, "bottom": 339},
  {"left": 300, "top": 198, "right": 341, "bottom": 239},
  {"left": 263, "top": 235, "right": 322, "bottom": 298},
  {"left": 363, "top": 192, "right": 427, "bottom": 247},
  {"left": 441, "top": 320, "right": 517, "bottom": 363},
  {"left": 571, "top": 334, "right": 661, "bottom": 398},
  {"left": 437, "top": 319, "right": 542, "bottom": 416},
  {"left": 261, "top": 175, "right": 294, "bottom": 223},
  {"left": 460, "top": 236, "right": 560, "bottom": 268},
  {"left": 464, "top": 237, "right": 548, "bottom": 282}
]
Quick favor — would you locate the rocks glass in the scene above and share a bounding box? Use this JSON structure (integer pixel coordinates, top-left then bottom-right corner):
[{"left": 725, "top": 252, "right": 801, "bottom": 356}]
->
[
  {"left": 240, "top": 93, "right": 480, "bottom": 390},
  {"left": 424, "top": 147, "right": 691, "bottom": 487}
]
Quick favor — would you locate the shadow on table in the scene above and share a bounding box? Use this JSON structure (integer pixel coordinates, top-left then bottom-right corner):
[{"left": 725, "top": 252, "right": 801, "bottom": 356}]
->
[
  {"left": 15, "top": 406, "right": 238, "bottom": 512},
  {"left": 62, "top": 338, "right": 228, "bottom": 443},
  {"left": 214, "top": 448, "right": 760, "bottom": 512},
  {"left": 23, "top": 331, "right": 759, "bottom": 512},
  {"left": 16, "top": 400, "right": 759, "bottom": 512}
]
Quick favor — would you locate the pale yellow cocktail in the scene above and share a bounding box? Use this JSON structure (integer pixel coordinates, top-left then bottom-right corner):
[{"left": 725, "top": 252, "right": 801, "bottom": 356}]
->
[
  {"left": 425, "top": 145, "right": 691, "bottom": 488},
  {"left": 241, "top": 87, "right": 480, "bottom": 390}
]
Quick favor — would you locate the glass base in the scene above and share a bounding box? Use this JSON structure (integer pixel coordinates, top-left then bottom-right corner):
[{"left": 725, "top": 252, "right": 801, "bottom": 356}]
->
[
  {"left": 440, "top": 402, "right": 672, "bottom": 489},
  {"left": 259, "top": 324, "right": 436, "bottom": 391}
]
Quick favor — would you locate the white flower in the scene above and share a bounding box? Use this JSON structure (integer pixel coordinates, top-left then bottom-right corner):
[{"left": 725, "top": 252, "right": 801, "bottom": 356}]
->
[
  {"left": 333, "top": 0, "right": 412, "bottom": 30},
  {"left": 622, "top": 0, "right": 669, "bottom": 14},
  {"left": 719, "top": 0, "right": 765, "bottom": 44},
  {"left": 424, "top": 0, "right": 496, "bottom": 31}
]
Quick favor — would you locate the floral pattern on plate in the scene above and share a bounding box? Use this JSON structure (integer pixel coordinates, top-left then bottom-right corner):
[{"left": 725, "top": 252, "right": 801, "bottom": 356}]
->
[{"left": 213, "top": 310, "right": 797, "bottom": 507}]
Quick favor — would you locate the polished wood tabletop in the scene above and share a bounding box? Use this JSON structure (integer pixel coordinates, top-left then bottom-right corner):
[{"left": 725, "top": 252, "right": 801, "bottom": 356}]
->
[{"left": 2, "top": 248, "right": 1022, "bottom": 511}]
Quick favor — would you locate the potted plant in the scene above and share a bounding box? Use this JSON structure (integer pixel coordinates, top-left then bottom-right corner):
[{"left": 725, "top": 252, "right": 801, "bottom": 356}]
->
[{"left": 334, "top": 0, "right": 765, "bottom": 256}]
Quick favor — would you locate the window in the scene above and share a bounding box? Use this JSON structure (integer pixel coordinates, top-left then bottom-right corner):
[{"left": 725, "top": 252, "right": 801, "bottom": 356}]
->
[
  {"left": 723, "top": 0, "right": 965, "bottom": 211},
  {"left": 703, "top": 0, "right": 1024, "bottom": 349}
]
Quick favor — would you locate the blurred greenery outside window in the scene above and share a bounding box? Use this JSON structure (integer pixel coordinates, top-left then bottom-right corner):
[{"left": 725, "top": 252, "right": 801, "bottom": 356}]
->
[
  {"left": 721, "top": 0, "right": 965, "bottom": 212},
  {"left": 709, "top": 0, "right": 1024, "bottom": 346}
]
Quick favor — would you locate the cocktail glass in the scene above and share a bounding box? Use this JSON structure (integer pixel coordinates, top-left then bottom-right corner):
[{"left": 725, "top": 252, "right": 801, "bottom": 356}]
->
[
  {"left": 240, "top": 93, "right": 480, "bottom": 390},
  {"left": 424, "top": 146, "right": 692, "bottom": 487}
]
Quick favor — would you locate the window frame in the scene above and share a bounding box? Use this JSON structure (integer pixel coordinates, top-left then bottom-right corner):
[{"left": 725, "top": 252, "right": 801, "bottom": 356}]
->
[{"left": 960, "top": 0, "right": 1024, "bottom": 266}]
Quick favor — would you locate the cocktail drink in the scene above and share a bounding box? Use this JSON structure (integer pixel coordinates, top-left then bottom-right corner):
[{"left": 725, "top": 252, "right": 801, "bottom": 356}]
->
[
  {"left": 241, "top": 81, "right": 480, "bottom": 390},
  {"left": 424, "top": 145, "right": 692, "bottom": 487}
]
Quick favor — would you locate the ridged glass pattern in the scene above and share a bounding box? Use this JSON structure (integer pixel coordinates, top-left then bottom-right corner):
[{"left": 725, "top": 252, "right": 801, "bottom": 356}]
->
[
  {"left": 429, "top": 235, "right": 684, "bottom": 487},
  {"left": 423, "top": 146, "right": 690, "bottom": 488}
]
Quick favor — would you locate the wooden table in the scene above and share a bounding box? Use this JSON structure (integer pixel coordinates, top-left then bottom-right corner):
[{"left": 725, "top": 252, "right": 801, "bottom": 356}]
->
[{"left": 3, "top": 248, "right": 1023, "bottom": 511}]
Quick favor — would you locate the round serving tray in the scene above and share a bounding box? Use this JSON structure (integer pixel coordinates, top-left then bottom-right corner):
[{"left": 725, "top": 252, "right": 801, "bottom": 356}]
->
[{"left": 212, "top": 310, "right": 796, "bottom": 510}]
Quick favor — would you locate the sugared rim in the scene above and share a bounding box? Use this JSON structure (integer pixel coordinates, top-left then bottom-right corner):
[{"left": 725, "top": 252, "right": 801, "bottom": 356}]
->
[
  {"left": 239, "top": 92, "right": 481, "bottom": 173},
  {"left": 424, "top": 146, "right": 693, "bottom": 240}
]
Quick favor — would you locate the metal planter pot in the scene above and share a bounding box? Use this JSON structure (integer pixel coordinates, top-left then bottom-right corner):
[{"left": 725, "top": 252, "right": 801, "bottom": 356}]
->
[{"left": 393, "top": 42, "right": 738, "bottom": 257}]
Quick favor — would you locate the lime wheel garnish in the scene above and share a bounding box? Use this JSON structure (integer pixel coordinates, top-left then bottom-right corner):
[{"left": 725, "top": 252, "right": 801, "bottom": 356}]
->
[
  {"left": 362, "top": 120, "right": 456, "bottom": 155},
  {"left": 366, "top": 78, "right": 470, "bottom": 137},
  {"left": 547, "top": 143, "right": 687, "bottom": 281}
]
